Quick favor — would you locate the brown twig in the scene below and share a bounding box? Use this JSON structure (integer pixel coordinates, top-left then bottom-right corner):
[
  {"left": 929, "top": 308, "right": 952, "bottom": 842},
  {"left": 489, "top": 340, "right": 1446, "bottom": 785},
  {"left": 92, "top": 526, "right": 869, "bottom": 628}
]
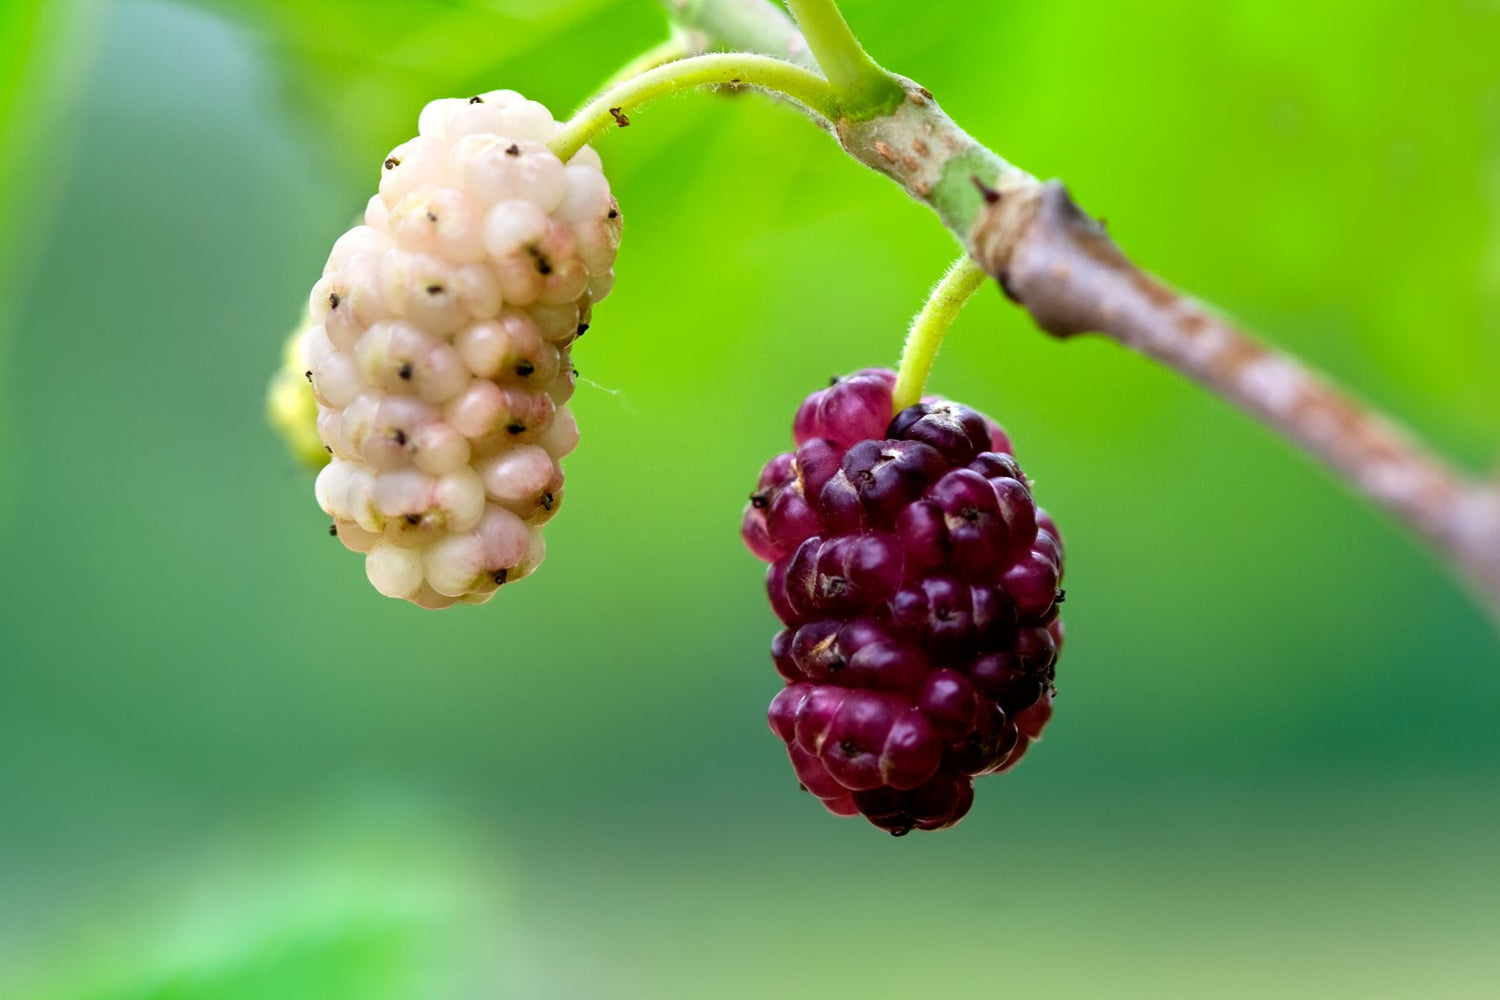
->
[{"left": 977, "top": 181, "right": 1500, "bottom": 613}]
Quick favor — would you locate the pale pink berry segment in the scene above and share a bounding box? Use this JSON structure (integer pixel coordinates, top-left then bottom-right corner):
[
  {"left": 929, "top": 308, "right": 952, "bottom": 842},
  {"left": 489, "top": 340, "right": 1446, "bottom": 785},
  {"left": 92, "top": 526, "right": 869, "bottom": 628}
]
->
[
  {"left": 745, "top": 370, "right": 1065, "bottom": 835},
  {"left": 307, "top": 91, "right": 620, "bottom": 609}
]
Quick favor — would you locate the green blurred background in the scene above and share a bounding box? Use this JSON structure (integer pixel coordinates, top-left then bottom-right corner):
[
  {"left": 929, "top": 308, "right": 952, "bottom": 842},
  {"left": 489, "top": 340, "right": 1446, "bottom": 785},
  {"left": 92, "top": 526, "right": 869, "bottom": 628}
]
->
[{"left": 2, "top": 1, "right": 1499, "bottom": 996}]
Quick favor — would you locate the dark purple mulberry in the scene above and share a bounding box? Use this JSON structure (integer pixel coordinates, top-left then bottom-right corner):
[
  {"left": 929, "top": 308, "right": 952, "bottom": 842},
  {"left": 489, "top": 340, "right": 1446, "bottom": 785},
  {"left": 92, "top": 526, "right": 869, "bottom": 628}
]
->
[{"left": 743, "top": 370, "right": 1066, "bottom": 834}]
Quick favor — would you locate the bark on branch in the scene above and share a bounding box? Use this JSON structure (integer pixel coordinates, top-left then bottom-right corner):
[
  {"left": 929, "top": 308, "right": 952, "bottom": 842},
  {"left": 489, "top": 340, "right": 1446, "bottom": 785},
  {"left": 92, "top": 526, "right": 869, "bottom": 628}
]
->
[
  {"left": 661, "top": 0, "right": 1500, "bottom": 622},
  {"left": 984, "top": 181, "right": 1500, "bottom": 611}
]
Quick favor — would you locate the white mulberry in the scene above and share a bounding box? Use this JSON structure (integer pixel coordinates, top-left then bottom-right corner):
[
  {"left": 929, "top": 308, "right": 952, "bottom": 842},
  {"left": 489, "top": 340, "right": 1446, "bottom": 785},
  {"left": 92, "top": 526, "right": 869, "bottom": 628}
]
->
[{"left": 306, "top": 90, "right": 620, "bottom": 609}]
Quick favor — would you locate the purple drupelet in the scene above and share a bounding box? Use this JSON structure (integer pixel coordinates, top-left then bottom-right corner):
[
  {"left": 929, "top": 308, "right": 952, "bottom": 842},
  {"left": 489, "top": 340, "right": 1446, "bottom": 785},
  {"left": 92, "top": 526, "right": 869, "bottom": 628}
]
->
[{"left": 744, "top": 368, "right": 1065, "bottom": 835}]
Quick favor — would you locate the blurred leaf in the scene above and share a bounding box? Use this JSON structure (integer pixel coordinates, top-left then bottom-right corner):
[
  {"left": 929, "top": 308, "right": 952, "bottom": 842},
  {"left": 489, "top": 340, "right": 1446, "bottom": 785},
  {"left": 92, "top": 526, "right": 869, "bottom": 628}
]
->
[
  {"left": 0, "top": 0, "right": 101, "bottom": 506},
  {"left": 177, "top": 0, "right": 660, "bottom": 180},
  {"left": 875, "top": 0, "right": 1500, "bottom": 451},
  {"left": 3, "top": 804, "right": 510, "bottom": 1000}
]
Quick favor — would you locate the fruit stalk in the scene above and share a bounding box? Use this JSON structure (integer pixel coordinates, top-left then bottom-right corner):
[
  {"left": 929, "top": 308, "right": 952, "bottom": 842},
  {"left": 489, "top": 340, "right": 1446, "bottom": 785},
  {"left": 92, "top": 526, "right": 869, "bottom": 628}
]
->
[
  {"left": 549, "top": 51, "right": 838, "bottom": 162},
  {"left": 893, "top": 256, "right": 986, "bottom": 412},
  {"left": 660, "top": 0, "right": 1500, "bottom": 622}
]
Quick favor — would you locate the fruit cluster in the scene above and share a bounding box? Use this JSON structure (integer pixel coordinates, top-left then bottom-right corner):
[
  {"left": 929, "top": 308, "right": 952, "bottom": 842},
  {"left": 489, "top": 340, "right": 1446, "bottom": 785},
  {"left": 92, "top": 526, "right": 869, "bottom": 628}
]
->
[
  {"left": 743, "top": 369, "right": 1065, "bottom": 834},
  {"left": 305, "top": 90, "right": 620, "bottom": 608}
]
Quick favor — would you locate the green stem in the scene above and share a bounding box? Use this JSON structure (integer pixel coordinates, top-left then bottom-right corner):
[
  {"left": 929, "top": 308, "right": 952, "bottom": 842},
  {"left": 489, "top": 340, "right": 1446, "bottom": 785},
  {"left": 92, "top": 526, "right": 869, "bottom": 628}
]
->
[
  {"left": 893, "top": 256, "right": 987, "bottom": 412},
  {"left": 548, "top": 51, "right": 838, "bottom": 161},
  {"left": 783, "top": 0, "right": 903, "bottom": 119}
]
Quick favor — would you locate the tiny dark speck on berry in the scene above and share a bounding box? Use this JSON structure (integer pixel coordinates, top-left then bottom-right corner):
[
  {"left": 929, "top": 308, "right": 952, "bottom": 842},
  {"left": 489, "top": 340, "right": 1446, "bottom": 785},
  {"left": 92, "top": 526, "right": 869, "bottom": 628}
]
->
[
  {"left": 397, "top": 362, "right": 413, "bottom": 380},
  {"left": 404, "top": 513, "right": 420, "bottom": 525},
  {"left": 506, "top": 423, "right": 526, "bottom": 435}
]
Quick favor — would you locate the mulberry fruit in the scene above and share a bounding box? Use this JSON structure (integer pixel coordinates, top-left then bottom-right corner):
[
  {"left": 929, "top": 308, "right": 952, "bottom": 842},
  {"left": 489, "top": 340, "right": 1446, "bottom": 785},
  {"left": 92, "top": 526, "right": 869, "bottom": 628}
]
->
[
  {"left": 305, "top": 90, "right": 620, "bottom": 608},
  {"left": 745, "top": 369, "right": 1065, "bottom": 834}
]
